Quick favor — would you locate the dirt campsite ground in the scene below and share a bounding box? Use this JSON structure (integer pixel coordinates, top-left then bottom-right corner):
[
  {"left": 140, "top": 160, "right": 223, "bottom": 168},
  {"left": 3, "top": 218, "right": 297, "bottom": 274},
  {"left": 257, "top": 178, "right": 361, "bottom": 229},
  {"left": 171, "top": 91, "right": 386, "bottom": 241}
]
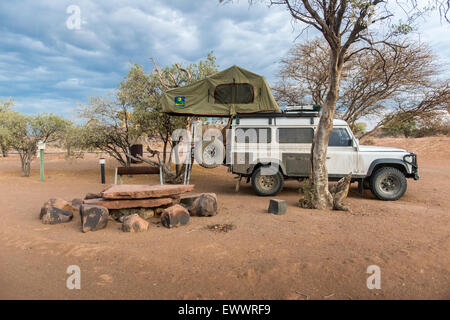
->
[{"left": 0, "top": 136, "right": 449, "bottom": 300}]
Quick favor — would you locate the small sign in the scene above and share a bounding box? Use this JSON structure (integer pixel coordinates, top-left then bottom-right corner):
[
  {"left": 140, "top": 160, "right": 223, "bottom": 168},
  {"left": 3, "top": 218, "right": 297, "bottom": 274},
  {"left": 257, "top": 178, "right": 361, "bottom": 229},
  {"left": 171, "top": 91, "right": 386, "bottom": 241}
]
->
[
  {"left": 38, "top": 141, "right": 46, "bottom": 150},
  {"left": 175, "top": 96, "right": 185, "bottom": 108}
]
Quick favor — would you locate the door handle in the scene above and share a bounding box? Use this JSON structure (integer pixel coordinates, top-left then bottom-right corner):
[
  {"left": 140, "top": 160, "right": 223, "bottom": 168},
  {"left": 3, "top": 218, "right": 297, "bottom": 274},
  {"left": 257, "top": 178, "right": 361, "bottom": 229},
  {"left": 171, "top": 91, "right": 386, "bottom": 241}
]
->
[{"left": 326, "top": 157, "right": 331, "bottom": 159}]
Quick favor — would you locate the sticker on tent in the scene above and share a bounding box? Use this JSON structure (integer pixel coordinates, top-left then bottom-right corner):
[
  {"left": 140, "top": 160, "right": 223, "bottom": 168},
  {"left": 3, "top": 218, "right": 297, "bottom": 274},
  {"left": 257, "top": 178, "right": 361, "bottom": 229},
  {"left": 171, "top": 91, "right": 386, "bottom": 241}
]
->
[{"left": 175, "top": 96, "right": 185, "bottom": 108}]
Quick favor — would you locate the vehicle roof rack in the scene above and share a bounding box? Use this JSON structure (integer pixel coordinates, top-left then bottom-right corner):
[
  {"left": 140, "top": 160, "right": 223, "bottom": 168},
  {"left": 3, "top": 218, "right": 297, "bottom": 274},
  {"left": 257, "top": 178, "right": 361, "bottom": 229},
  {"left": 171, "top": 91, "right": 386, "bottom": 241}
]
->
[
  {"left": 236, "top": 107, "right": 320, "bottom": 118},
  {"left": 236, "top": 112, "right": 319, "bottom": 118},
  {"left": 235, "top": 108, "right": 320, "bottom": 124},
  {"left": 285, "top": 104, "right": 322, "bottom": 113}
]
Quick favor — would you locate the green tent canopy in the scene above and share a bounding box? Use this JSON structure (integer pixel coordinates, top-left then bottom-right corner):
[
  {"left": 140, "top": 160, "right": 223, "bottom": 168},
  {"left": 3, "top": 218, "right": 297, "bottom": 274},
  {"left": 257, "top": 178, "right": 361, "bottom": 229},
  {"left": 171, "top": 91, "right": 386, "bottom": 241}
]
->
[{"left": 160, "top": 65, "right": 281, "bottom": 116}]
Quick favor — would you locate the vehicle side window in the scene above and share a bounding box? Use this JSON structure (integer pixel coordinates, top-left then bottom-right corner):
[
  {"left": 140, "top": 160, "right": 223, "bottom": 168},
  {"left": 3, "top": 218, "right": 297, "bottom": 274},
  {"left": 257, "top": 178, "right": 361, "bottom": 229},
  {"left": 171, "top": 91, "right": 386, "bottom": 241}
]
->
[
  {"left": 277, "top": 128, "right": 314, "bottom": 143},
  {"left": 328, "top": 128, "right": 352, "bottom": 147},
  {"left": 214, "top": 83, "right": 254, "bottom": 104},
  {"left": 235, "top": 127, "right": 271, "bottom": 143}
]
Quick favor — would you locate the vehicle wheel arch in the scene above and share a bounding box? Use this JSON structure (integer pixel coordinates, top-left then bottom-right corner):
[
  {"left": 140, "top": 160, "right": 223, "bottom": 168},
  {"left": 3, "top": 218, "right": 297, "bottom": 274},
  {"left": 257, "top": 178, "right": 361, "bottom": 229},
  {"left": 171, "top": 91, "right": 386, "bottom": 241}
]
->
[
  {"left": 367, "top": 159, "right": 408, "bottom": 177},
  {"left": 251, "top": 160, "right": 286, "bottom": 176}
]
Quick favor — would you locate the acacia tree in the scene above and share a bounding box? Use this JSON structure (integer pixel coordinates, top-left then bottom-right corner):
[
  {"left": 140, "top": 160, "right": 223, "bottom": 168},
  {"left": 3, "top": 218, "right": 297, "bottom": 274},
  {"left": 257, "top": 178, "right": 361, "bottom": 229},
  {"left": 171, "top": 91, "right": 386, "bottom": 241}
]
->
[
  {"left": 362, "top": 83, "right": 450, "bottom": 138},
  {"left": 1, "top": 111, "right": 70, "bottom": 176},
  {"left": 273, "top": 38, "right": 448, "bottom": 136},
  {"left": 58, "top": 123, "right": 86, "bottom": 158},
  {"left": 79, "top": 96, "right": 141, "bottom": 167},
  {"left": 119, "top": 53, "right": 218, "bottom": 182},
  {"left": 0, "top": 99, "right": 14, "bottom": 157},
  {"left": 223, "top": 0, "right": 448, "bottom": 209}
]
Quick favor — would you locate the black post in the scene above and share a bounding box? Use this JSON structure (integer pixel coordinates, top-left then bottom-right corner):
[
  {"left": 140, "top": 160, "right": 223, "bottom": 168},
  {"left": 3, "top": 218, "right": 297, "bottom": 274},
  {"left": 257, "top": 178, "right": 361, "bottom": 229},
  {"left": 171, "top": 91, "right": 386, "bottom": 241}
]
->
[{"left": 100, "top": 158, "right": 105, "bottom": 184}]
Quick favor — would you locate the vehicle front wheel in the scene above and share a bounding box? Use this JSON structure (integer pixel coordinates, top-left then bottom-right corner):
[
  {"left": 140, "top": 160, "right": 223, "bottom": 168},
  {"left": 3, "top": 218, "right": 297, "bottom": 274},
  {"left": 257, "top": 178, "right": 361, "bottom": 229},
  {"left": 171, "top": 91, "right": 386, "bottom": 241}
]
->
[
  {"left": 251, "top": 166, "right": 284, "bottom": 196},
  {"left": 370, "top": 167, "right": 407, "bottom": 201}
]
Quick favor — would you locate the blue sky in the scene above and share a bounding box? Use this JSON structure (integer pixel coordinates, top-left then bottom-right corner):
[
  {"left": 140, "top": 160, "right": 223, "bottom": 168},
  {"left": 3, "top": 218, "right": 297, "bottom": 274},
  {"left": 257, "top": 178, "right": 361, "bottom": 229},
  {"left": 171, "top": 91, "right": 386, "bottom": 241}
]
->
[{"left": 1, "top": 0, "right": 449, "bottom": 119}]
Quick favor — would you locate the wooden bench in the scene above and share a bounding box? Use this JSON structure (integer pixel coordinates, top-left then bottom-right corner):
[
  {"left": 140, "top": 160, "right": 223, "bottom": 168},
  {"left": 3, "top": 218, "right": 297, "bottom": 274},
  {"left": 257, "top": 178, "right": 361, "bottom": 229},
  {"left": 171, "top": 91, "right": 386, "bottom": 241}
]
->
[{"left": 114, "top": 166, "right": 160, "bottom": 184}]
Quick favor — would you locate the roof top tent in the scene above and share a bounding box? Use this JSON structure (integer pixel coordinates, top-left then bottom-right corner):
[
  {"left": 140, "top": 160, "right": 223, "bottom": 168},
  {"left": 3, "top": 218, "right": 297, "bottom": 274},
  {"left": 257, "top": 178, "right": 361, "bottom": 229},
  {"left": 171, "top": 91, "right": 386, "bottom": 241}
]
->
[
  {"left": 160, "top": 65, "right": 282, "bottom": 116},
  {"left": 160, "top": 65, "right": 282, "bottom": 185}
]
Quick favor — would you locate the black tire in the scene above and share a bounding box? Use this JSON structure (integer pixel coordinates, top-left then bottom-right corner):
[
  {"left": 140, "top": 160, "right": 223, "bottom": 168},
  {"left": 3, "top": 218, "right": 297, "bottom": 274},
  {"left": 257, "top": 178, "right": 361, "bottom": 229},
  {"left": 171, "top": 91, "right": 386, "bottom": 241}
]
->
[
  {"left": 370, "top": 167, "right": 407, "bottom": 201},
  {"left": 251, "top": 166, "right": 284, "bottom": 196}
]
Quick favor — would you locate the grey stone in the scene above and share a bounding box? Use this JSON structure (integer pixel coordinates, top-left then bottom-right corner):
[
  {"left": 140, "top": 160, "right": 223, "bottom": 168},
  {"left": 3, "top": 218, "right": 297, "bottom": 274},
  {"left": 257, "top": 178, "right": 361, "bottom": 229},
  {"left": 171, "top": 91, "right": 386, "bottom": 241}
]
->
[{"left": 268, "top": 199, "right": 286, "bottom": 215}]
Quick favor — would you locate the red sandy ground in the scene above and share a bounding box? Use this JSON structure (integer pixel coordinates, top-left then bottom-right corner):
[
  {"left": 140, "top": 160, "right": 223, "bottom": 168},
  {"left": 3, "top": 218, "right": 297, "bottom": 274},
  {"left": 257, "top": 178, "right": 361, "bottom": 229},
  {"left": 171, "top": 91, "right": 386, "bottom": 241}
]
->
[{"left": 0, "top": 137, "right": 449, "bottom": 299}]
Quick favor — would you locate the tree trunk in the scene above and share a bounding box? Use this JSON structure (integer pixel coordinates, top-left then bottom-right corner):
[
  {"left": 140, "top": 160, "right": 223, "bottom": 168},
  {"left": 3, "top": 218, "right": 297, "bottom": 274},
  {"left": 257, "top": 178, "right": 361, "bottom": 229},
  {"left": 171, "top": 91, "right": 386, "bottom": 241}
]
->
[
  {"left": 1, "top": 146, "right": 7, "bottom": 157},
  {"left": 126, "top": 148, "right": 132, "bottom": 167},
  {"left": 20, "top": 153, "right": 32, "bottom": 177},
  {"left": 162, "top": 140, "right": 168, "bottom": 166},
  {"left": 23, "top": 161, "right": 31, "bottom": 177},
  {"left": 311, "top": 52, "right": 343, "bottom": 209}
]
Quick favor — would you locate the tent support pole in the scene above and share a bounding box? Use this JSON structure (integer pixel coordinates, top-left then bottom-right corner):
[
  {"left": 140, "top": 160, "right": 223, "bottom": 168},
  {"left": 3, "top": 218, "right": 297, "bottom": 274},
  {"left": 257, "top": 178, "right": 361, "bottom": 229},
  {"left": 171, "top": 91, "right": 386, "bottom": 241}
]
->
[
  {"left": 184, "top": 118, "right": 196, "bottom": 185},
  {"left": 159, "top": 165, "right": 164, "bottom": 185}
]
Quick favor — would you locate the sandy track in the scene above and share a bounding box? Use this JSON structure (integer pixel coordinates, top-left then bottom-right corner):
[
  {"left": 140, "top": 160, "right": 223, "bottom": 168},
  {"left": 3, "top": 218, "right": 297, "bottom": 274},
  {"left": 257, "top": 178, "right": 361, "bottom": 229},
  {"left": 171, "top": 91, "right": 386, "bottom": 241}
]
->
[{"left": 0, "top": 137, "right": 449, "bottom": 299}]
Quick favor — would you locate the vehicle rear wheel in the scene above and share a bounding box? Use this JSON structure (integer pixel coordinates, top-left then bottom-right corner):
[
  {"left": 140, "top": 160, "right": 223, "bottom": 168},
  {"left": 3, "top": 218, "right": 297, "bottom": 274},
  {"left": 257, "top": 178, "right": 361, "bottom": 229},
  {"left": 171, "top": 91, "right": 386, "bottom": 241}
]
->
[
  {"left": 370, "top": 167, "right": 407, "bottom": 201},
  {"left": 251, "top": 166, "right": 284, "bottom": 196}
]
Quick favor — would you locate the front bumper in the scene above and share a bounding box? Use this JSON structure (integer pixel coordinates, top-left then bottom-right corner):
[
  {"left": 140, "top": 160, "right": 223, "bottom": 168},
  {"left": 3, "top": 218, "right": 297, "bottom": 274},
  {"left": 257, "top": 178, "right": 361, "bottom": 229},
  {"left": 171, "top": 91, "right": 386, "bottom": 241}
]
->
[{"left": 403, "top": 153, "right": 419, "bottom": 180}]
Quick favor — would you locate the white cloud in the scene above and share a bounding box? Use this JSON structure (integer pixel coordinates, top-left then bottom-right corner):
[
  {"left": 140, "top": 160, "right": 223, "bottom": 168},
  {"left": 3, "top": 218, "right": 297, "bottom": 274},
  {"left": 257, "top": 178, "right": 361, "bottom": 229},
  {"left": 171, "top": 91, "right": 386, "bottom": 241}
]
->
[{"left": 0, "top": 0, "right": 448, "bottom": 117}]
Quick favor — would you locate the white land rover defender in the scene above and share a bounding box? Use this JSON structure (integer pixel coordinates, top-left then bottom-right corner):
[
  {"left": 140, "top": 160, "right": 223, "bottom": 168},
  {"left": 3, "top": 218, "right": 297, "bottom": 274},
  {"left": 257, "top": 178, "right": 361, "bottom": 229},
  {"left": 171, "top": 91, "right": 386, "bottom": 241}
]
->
[{"left": 223, "top": 106, "right": 419, "bottom": 200}]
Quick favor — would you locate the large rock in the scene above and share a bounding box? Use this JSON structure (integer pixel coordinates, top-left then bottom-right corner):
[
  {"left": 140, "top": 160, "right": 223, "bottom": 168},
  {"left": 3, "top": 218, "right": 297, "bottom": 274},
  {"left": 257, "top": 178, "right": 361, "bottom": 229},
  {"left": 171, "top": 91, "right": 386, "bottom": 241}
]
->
[
  {"left": 101, "top": 184, "right": 195, "bottom": 200},
  {"left": 161, "top": 204, "right": 190, "bottom": 228},
  {"left": 80, "top": 204, "right": 109, "bottom": 233},
  {"left": 122, "top": 214, "right": 149, "bottom": 232},
  {"left": 42, "top": 207, "right": 73, "bottom": 224},
  {"left": 40, "top": 198, "right": 78, "bottom": 224},
  {"left": 189, "top": 193, "right": 217, "bottom": 217},
  {"left": 83, "top": 197, "right": 173, "bottom": 209},
  {"left": 179, "top": 194, "right": 202, "bottom": 209}
]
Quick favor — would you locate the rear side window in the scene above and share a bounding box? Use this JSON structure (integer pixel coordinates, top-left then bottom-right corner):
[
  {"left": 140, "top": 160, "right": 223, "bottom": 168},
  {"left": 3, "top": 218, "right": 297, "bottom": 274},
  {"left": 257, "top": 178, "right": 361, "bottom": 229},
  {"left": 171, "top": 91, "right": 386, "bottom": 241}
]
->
[
  {"left": 235, "top": 127, "right": 271, "bottom": 143},
  {"left": 214, "top": 83, "right": 254, "bottom": 104},
  {"left": 277, "top": 128, "right": 314, "bottom": 143},
  {"left": 329, "top": 128, "right": 352, "bottom": 146}
]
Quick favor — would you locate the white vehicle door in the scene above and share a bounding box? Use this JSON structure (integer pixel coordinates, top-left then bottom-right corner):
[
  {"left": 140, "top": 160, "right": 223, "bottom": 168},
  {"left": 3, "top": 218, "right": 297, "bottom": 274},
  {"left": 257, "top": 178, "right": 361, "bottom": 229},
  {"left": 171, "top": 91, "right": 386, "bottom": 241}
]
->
[{"left": 326, "top": 127, "right": 358, "bottom": 175}]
